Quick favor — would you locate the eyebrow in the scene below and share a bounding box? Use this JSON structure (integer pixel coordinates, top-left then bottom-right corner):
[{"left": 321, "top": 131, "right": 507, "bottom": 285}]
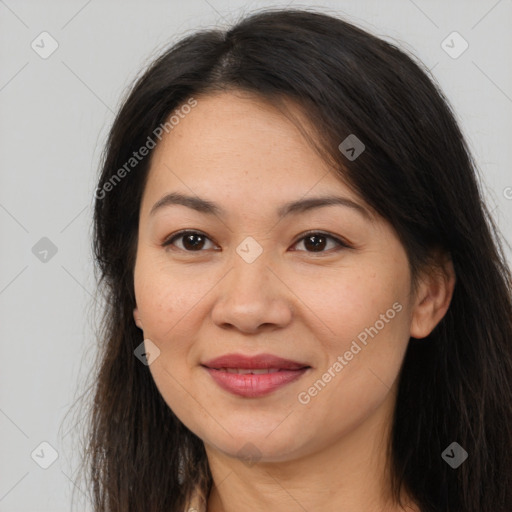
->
[{"left": 149, "top": 191, "right": 373, "bottom": 222}]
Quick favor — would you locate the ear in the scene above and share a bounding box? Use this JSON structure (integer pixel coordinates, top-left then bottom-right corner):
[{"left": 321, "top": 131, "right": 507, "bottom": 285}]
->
[
  {"left": 410, "top": 250, "right": 456, "bottom": 339},
  {"left": 133, "top": 307, "right": 143, "bottom": 330}
]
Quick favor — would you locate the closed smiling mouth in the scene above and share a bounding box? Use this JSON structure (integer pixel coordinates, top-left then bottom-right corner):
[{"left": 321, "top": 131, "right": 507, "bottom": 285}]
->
[{"left": 201, "top": 352, "right": 311, "bottom": 398}]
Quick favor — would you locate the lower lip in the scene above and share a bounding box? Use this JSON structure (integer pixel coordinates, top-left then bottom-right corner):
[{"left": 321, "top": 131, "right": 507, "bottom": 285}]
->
[{"left": 203, "top": 367, "right": 309, "bottom": 398}]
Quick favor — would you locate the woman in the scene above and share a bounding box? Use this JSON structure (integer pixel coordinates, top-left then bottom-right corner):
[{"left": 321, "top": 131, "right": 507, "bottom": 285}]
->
[{"left": 74, "top": 7, "right": 512, "bottom": 512}]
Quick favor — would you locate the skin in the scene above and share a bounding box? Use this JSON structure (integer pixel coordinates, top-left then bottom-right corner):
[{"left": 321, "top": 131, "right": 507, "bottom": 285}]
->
[{"left": 132, "top": 90, "right": 455, "bottom": 512}]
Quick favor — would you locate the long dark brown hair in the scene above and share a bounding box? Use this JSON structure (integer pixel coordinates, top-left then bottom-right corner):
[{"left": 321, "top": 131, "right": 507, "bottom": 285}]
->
[{"left": 64, "top": 7, "right": 512, "bottom": 512}]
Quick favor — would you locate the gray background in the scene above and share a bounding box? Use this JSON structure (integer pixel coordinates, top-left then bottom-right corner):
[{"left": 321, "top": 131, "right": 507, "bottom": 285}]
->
[{"left": 1, "top": 0, "right": 511, "bottom": 510}]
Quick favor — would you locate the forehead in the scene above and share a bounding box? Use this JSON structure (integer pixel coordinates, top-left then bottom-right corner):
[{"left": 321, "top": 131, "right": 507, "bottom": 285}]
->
[
  {"left": 155, "top": 92, "right": 325, "bottom": 170},
  {"left": 143, "top": 91, "right": 361, "bottom": 207}
]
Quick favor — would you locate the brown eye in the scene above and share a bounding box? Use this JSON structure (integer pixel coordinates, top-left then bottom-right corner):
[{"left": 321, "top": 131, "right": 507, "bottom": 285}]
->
[
  {"left": 162, "top": 230, "right": 349, "bottom": 254},
  {"left": 291, "top": 232, "right": 349, "bottom": 253},
  {"left": 162, "top": 231, "right": 216, "bottom": 252}
]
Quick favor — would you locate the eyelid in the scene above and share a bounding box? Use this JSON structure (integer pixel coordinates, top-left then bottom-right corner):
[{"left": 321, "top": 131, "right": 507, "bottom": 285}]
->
[
  {"left": 162, "top": 229, "right": 353, "bottom": 254},
  {"left": 162, "top": 229, "right": 218, "bottom": 250},
  {"left": 292, "top": 230, "right": 351, "bottom": 251}
]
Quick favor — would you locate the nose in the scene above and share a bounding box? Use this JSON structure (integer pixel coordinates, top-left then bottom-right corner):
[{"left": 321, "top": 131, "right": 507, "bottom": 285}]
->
[{"left": 210, "top": 249, "right": 293, "bottom": 334}]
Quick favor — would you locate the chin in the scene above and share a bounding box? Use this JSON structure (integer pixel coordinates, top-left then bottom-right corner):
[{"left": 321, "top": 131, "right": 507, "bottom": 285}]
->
[{"left": 200, "top": 425, "right": 309, "bottom": 464}]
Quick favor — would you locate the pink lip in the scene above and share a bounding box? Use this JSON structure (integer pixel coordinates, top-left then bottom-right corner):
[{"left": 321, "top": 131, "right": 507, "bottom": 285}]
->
[
  {"left": 202, "top": 353, "right": 309, "bottom": 370},
  {"left": 201, "top": 353, "right": 311, "bottom": 398},
  {"left": 203, "top": 368, "right": 309, "bottom": 397}
]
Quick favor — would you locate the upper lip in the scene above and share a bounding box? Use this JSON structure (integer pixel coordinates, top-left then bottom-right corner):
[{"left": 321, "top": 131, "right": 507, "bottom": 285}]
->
[{"left": 202, "top": 353, "right": 310, "bottom": 370}]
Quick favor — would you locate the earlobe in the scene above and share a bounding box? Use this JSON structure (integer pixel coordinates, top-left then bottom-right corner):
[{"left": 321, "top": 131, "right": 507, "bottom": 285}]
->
[
  {"left": 133, "top": 308, "right": 143, "bottom": 329},
  {"left": 410, "top": 254, "right": 456, "bottom": 339}
]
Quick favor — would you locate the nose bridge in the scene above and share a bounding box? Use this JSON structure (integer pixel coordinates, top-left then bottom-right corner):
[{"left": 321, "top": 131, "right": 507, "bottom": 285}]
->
[
  {"left": 229, "top": 235, "right": 275, "bottom": 306},
  {"left": 210, "top": 235, "right": 292, "bottom": 332},
  {"left": 232, "top": 238, "right": 271, "bottom": 295}
]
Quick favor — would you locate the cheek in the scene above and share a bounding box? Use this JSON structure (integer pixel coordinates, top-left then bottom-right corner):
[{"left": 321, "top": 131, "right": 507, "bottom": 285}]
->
[
  {"left": 134, "top": 254, "right": 202, "bottom": 338},
  {"left": 300, "top": 267, "right": 394, "bottom": 345},
  {"left": 299, "top": 263, "right": 410, "bottom": 393}
]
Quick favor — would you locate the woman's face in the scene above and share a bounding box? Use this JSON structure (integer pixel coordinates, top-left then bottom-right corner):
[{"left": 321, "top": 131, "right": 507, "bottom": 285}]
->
[{"left": 133, "top": 90, "right": 419, "bottom": 463}]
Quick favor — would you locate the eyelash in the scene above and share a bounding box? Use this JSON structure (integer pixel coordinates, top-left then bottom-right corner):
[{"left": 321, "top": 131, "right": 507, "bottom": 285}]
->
[{"left": 161, "top": 229, "right": 351, "bottom": 255}]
